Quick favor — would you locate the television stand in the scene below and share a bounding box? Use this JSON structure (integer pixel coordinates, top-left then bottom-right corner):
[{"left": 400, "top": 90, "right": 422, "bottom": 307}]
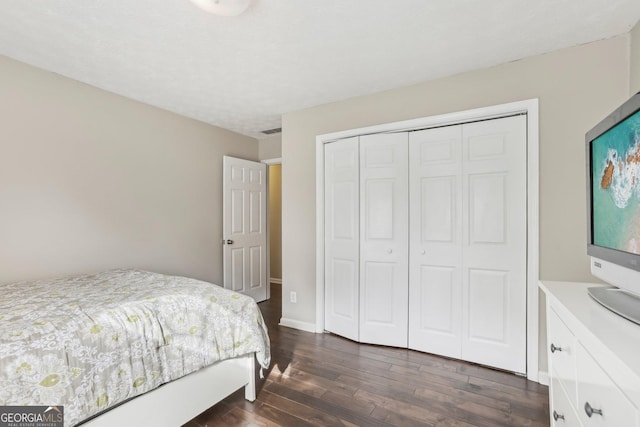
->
[{"left": 588, "top": 286, "right": 640, "bottom": 326}]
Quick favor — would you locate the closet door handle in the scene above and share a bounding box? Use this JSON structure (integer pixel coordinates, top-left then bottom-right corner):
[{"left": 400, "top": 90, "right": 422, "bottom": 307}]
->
[
  {"left": 387, "top": 248, "right": 393, "bottom": 254},
  {"left": 553, "top": 410, "right": 565, "bottom": 421},
  {"left": 421, "top": 249, "right": 426, "bottom": 255},
  {"left": 223, "top": 239, "right": 234, "bottom": 245}
]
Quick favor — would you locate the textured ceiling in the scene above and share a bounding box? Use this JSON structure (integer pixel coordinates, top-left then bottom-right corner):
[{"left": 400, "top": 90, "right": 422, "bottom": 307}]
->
[{"left": 0, "top": 1, "right": 639, "bottom": 139}]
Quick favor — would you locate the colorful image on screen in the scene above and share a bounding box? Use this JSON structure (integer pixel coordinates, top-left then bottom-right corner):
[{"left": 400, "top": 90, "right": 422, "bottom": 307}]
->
[{"left": 592, "top": 109, "right": 640, "bottom": 255}]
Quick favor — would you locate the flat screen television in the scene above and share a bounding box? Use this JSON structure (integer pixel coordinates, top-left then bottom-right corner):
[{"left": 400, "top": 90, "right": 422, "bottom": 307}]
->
[{"left": 587, "top": 91, "right": 640, "bottom": 324}]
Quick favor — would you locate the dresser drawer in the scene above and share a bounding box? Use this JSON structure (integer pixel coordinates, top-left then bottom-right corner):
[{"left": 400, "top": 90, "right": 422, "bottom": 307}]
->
[
  {"left": 549, "top": 307, "right": 578, "bottom": 405},
  {"left": 551, "top": 377, "right": 582, "bottom": 426},
  {"left": 576, "top": 342, "right": 638, "bottom": 426}
]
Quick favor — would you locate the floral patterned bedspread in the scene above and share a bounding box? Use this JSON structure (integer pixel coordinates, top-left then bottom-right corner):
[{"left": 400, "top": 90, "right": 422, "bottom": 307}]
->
[{"left": 0, "top": 269, "right": 270, "bottom": 426}]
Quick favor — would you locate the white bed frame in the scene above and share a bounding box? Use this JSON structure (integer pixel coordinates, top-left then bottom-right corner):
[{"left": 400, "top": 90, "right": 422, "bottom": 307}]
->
[{"left": 81, "top": 353, "right": 256, "bottom": 426}]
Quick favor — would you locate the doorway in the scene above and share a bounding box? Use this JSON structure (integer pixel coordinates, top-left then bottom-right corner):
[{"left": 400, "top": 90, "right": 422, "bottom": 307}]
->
[{"left": 267, "top": 163, "right": 282, "bottom": 286}]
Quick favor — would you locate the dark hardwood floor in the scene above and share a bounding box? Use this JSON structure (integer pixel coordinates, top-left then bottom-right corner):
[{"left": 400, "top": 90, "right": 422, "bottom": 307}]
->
[{"left": 185, "top": 284, "right": 549, "bottom": 426}]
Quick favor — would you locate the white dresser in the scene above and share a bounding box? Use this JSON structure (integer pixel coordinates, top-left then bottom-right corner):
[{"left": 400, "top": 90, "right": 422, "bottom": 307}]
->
[{"left": 540, "top": 281, "right": 640, "bottom": 426}]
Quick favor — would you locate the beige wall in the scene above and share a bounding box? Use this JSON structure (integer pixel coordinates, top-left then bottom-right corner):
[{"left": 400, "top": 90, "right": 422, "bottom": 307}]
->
[
  {"left": 281, "top": 36, "right": 630, "bottom": 370},
  {"left": 631, "top": 20, "right": 640, "bottom": 95},
  {"left": 259, "top": 134, "right": 282, "bottom": 160},
  {"left": 268, "top": 164, "right": 282, "bottom": 280},
  {"left": 0, "top": 55, "right": 258, "bottom": 285}
]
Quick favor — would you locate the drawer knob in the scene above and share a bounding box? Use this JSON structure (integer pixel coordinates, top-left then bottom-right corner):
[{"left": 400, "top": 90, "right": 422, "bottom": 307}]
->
[
  {"left": 550, "top": 343, "right": 563, "bottom": 353},
  {"left": 584, "top": 402, "right": 603, "bottom": 417},
  {"left": 553, "top": 410, "right": 565, "bottom": 421}
]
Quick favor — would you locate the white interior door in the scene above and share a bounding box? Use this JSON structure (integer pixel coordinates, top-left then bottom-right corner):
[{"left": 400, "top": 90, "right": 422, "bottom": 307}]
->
[
  {"left": 408, "top": 126, "right": 463, "bottom": 359},
  {"left": 461, "top": 115, "right": 527, "bottom": 374},
  {"left": 324, "top": 138, "right": 360, "bottom": 341},
  {"left": 359, "top": 133, "right": 408, "bottom": 347},
  {"left": 223, "top": 156, "right": 268, "bottom": 302}
]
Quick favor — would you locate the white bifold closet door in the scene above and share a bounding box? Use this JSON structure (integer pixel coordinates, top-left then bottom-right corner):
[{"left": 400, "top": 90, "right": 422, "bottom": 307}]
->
[
  {"left": 461, "top": 116, "right": 527, "bottom": 374},
  {"left": 324, "top": 114, "right": 526, "bottom": 374},
  {"left": 408, "top": 115, "right": 527, "bottom": 374},
  {"left": 408, "top": 125, "right": 463, "bottom": 359},
  {"left": 324, "top": 133, "right": 409, "bottom": 346},
  {"left": 324, "top": 137, "right": 360, "bottom": 341},
  {"left": 359, "top": 133, "right": 408, "bottom": 347}
]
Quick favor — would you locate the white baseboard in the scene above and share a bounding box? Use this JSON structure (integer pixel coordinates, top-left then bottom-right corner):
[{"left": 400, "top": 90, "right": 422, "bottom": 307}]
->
[
  {"left": 270, "top": 278, "right": 282, "bottom": 285},
  {"left": 279, "top": 317, "right": 317, "bottom": 333},
  {"left": 538, "top": 370, "right": 549, "bottom": 386}
]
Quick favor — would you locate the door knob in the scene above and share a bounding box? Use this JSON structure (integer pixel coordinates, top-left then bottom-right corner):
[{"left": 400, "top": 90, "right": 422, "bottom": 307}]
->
[
  {"left": 223, "top": 239, "right": 234, "bottom": 245},
  {"left": 421, "top": 249, "right": 426, "bottom": 255},
  {"left": 387, "top": 248, "right": 393, "bottom": 254}
]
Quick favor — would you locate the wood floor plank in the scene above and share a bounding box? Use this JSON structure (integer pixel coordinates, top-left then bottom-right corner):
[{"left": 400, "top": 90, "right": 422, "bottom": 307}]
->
[
  {"left": 267, "top": 363, "right": 358, "bottom": 398},
  {"left": 392, "top": 363, "right": 470, "bottom": 383},
  {"left": 264, "top": 381, "right": 392, "bottom": 427},
  {"left": 468, "top": 376, "right": 549, "bottom": 403},
  {"left": 244, "top": 401, "right": 317, "bottom": 427},
  {"left": 258, "top": 388, "right": 351, "bottom": 426},
  {"left": 185, "top": 283, "right": 549, "bottom": 427},
  {"left": 434, "top": 417, "right": 485, "bottom": 427},
  {"left": 325, "top": 356, "right": 472, "bottom": 393},
  {"left": 319, "top": 389, "right": 377, "bottom": 416},
  {"left": 352, "top": 379, "right": 510, "bottom": 427},
  {"left": 370, "top": 406, "right": 436, "bottom": 427},
  {"left": 457, "top": 363, "right": 547, "bottom": 392},
  {"left": 271, "top": 355, "right": 343, "bottom": 381},
  {"left": 335, "top": 372, "right": 417, "bottom": 397},
  {"left": 277, "top": 339, "right": 395, "bottom": 373},
  {"left": 414, "top": 382, "right": 511, "bottom": 413},
  {"left": 218, "top": 406, "right": 282, "bottom": 427},
  {"left": 353, "top": 388, "right": 447, "bottom": 425}
]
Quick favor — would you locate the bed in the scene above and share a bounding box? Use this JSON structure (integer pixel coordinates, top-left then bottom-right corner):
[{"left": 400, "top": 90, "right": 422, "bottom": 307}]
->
[{"left": 0, "top": 269, "right": 271, "bottom": 426}]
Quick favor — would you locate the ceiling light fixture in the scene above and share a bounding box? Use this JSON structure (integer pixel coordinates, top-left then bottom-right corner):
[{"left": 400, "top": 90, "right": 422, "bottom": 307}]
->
[{"left": 189, "top": 0, "right": 250, "bottom": 16}]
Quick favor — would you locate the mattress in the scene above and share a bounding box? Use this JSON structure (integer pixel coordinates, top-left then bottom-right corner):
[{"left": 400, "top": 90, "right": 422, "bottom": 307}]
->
[{"left": 0, "top": 269, "right": 270, "bottom": 426}]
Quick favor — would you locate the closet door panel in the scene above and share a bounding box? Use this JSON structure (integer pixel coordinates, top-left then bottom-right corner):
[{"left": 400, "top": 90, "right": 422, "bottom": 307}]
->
[
  {"left": 362, "top": 261, "right": 396, "bottom": 323},
  {"left": 359, "top": 133, "right": 408, "bottom": 347},
  {"left": 461, "top": 115, "right": 527, "bottom": 374},
  {"left": 324, "top": 137, "right": 360, "bottom": 341},
  {"left": 408, "top": 126, "right": 463, "bottom": 358}
]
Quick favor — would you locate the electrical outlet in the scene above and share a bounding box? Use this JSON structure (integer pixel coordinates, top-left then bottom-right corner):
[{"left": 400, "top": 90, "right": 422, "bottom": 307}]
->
[{"left": 290, "top": 291, "right": 297, "bottom": 303}]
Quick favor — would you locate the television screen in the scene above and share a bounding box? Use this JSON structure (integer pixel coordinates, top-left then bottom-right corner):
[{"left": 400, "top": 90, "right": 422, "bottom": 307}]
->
[{"left": 591, "top": 109, "right": 640, "bottom": 255}]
